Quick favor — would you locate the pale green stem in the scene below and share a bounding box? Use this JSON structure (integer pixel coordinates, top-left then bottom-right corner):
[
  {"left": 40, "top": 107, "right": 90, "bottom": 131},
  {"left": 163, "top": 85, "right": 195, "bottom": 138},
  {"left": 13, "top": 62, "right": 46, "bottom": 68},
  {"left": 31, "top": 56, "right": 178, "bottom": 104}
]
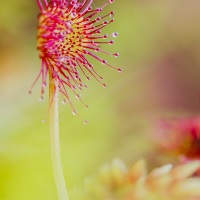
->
[{"left": 49, "top": 73, "right": 69, "bottom": 200}]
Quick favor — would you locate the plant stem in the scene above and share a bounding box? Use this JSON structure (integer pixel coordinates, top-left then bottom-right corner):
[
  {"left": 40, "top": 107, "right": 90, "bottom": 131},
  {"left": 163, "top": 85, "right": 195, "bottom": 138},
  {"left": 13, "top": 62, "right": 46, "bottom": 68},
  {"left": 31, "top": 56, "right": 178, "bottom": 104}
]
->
[{"left": 49, "top": 72, "right": 69, "bottom": 200}]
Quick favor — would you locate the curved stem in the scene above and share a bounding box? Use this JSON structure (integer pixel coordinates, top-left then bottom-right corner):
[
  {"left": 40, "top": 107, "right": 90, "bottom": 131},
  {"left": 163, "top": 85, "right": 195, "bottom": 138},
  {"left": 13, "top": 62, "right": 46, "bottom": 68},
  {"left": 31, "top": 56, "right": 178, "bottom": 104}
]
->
[{"left": 49, "top": 72, "right": 69, "bottom": 200}]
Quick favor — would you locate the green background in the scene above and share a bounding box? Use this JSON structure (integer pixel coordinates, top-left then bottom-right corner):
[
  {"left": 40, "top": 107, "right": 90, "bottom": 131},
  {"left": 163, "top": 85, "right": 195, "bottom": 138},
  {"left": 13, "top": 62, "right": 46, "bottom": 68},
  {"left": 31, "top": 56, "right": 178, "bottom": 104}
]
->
[{"left": 1, "top": 0, "right": 200, "bottom": 199}]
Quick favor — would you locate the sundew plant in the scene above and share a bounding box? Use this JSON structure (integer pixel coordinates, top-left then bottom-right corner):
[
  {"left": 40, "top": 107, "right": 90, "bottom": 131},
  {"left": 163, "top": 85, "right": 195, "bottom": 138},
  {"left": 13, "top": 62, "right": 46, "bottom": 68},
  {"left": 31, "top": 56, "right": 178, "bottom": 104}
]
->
[{"left": 31, "top": 0, "right": 121, "bottom": 200}]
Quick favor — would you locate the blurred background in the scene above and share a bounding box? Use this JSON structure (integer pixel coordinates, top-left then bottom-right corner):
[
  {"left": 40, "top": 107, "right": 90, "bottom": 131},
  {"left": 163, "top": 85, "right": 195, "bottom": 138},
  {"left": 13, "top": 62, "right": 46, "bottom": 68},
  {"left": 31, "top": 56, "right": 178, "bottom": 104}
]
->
[{"left": 1, "top": 0, "right": 200, "bottom": 199}]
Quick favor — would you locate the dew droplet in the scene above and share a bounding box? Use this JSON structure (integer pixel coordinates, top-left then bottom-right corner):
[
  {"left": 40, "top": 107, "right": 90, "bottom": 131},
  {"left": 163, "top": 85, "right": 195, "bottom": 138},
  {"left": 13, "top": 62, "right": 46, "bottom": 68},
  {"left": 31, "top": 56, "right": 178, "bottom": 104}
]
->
[
  {"left": 62, "top": 99, "right": 67, "bottom": 104},
  {"left": 39, "top": 96, "right": 44, "bottom": 101},
  {"left": 86, "top": 76, "right": 91, "bottom": 81},
  {"left": 72, "top": 85, "right": 77, "bottom": 90},
  {"left": 60, "top": 57, "right": 65, "bottom": 62},
  {"left": 96, "top": 30, "right": 101, "bottom": 34},
  {"left": 89, "top": 64, "right": 93, "bottom": 69},
  {"left": 112, "top": 32, "right": 118, "bottom": 38},
  {"left": 110, "top": 11, "right": 114, "bottom": 17},
  {"left": 109, "top": 40, "right": 114, "bottom": 45},
  {"left": 95, "top": 17, "right": 101, "bottom": 22},
  {"left": 42, "top": 82, "right": 46, "bottom": 88},
  {"left": 88, "top": 6, "right": 92, "bottom": 11},
  {"left": 103, "top": 34, "right": 108, "bottom": 39},
  {"left": 109, "top": 0, "right": 114, "bottom": 3},
  {"left": 103, "top": 83, "right": 107, "bottom": 88},
  {"left": 95, "top": 47, "right": 100, "bottom": 52},
  {"left": 96, "top": 8, "right": 102, "bottom": 12},
  {"left": 85, "top": 105, "right": 89, "bottom": 109},
  {"left": 76, "top": 94, "right": 81, "bottom": 99},
  {"left": 72, "top": 110, "right": 77, "bottom": 115},
  {"left": 83, "top": 50, "right": 88, "bottom": 54},
  {"left": 84, "top": 120, "right": 88, "bottom": 125},
  {"left": 52, "top": 72, "right": 57, "bottom": 78},
  {"left": 113, "top": 53, "right": 119, "bottom": 57},
  {"left": 102, "top": 60, "right": 107, "bottom": 65},
  {"left": 118, "top": 68, "right": 122, "bottom": 72}
]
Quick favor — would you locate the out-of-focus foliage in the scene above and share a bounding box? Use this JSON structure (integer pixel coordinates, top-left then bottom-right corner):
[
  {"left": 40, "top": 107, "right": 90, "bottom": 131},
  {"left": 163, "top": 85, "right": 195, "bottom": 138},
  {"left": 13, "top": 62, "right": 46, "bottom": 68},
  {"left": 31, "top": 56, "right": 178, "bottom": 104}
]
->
[
  {"left": 1, "top": 0, "right": 200, "bottom": 199},
  {"left": 72, "top": 159, "right": 200, "bottom": 200},
  {"left": 154, "top": 117, "right": 200, "bottom": 160}
]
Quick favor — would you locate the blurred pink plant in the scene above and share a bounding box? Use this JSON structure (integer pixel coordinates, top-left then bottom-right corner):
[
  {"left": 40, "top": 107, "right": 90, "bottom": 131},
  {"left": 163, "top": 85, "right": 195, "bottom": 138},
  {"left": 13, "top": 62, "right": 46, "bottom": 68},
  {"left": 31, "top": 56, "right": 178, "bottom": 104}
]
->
[{"left": 155, "top": 117, "right": 200, "bottom": 160}]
